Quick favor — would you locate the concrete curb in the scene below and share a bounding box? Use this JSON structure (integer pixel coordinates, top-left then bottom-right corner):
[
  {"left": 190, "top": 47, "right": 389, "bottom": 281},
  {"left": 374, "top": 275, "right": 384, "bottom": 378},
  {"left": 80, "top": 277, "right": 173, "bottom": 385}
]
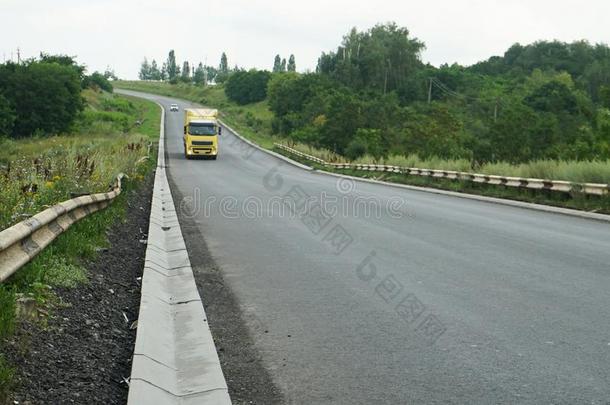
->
[
  {"left": 316, "top": 169, "right": 610, "bottom": 223},
  {"left": 218, "top": 119, "right": 313, "bottom": 171},
  {"left": 128, "top": 104, "right": 231, "bottom": 404}
]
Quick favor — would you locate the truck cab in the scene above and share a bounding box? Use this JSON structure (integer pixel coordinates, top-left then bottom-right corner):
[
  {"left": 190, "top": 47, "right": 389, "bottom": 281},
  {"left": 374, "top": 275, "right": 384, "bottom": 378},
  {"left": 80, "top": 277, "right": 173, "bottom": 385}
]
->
[{"left": 183, "top": 108, "right": 222, "bottom": 159}]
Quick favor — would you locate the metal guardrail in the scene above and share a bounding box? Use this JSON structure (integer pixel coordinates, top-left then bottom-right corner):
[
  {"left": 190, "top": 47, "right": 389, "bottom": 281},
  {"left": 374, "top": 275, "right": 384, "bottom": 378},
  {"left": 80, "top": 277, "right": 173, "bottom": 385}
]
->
[
  {"left": 0, "top": 174, "right": 126, "bottom": 282},
  {"left": 275, "top": 143, "right": 610, "bottom": 196}
]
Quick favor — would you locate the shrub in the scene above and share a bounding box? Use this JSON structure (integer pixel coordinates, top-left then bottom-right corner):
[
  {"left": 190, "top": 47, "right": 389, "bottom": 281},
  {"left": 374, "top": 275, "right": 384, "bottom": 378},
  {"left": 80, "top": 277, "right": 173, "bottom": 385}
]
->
[
  {"left": 83, "top": 72, "right": 113, "bottom": 92},
  {"left": 225, "top": 70, "right": 271, "bottom": 105},
  {"left": 0, "top": 60, "right": 84, "bottom": 137}
]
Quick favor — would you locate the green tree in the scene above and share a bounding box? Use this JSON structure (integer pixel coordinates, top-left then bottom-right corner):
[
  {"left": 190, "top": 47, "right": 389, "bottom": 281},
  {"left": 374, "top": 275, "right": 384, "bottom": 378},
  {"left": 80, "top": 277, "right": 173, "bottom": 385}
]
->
[
  {"left": 0, "top": 60, "right": 84, "bottom": 137},
  {"left": 287, "top": 54, "right": 296, "bottom": 72},
  {"left": 273, "top": 55, "right": 282, "bottom": 72},
  {"left": 82, "top": 71, "right": 113, "bottom": 92},
  {"left": 601, "top": 86, "right": 610, "bottom": 108},
  {"left": 280, "top": 58, "right": 287, "bottom": 72},
  {"left": 181, "top": 61, "right": 191, "bottom": 82},
  {"left": 225, "top": 69, "right": 271, "bottom": 104},
  {"left": 103, "top": 67, "right": 118, "bottom": 80},
  {"left": 138, "top": 58, "right": 151, "bottom": 80},
  {"left": 160, "top": 62, "right": 168, "bottom": 81},
  {"left": 150, "top": 59, "right": 161, "bottom": 80},
  {"left": 166, "top": 50, "right": 178, "bottom": 81},
  {"left": 316, "top": 23, "right": 425, "bottom": 95},
  {"left": 220, "top": 52, "right": 228, "bottom": 74},
  {"left": 0, "top": 93, "right": 15, "bottom": 136},
  {"left": 193, "top": 62, "right": 206, "bottom": 84},
  {"left": 39, "top": 53, "right": 85, "bottom": 80}
]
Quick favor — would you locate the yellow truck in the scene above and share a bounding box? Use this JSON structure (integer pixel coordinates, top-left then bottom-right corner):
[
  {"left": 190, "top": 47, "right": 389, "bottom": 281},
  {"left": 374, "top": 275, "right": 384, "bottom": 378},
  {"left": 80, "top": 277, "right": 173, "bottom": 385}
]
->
[{"left": 183, "top": 108, "right": 222, "bottom": 159}]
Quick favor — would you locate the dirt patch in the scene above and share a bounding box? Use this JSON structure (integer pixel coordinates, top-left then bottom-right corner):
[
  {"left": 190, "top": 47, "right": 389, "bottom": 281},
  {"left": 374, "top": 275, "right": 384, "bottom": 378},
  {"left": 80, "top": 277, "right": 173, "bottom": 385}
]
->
[{"left": 4, "top": 173, "right": 154, "bottom": 404}]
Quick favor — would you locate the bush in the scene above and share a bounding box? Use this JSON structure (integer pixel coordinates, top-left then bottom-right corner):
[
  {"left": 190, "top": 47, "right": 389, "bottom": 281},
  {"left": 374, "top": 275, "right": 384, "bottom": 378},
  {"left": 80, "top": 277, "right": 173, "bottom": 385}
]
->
[
  {"left": 0, "top": 60, "right": 84, "bottom": 137},
  {"left": 83, "top": 72, "right": 113, "bottom": 92},
  {"left": 345, "top": 138, "right": 367, "bottom": 160},
  {"left": 225, "top": 70, "right": 271, "bottom": 105}
]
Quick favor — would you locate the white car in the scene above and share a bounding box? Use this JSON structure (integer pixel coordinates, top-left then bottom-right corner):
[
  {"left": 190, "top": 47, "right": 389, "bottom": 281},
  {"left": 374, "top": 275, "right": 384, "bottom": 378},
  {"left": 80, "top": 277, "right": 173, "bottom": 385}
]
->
[{"left": 170, "top": 104, "right": 179, "bottom": 112}]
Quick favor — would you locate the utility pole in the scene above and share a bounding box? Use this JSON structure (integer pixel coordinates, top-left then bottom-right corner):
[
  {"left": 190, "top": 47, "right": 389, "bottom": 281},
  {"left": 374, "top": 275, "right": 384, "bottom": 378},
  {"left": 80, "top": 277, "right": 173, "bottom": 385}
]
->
[
  {"left": 493, "top": 98, "right": 499, "bottom": 122},
  {"left": 428, "top": 78, "right": 433, "bottom": 104}
]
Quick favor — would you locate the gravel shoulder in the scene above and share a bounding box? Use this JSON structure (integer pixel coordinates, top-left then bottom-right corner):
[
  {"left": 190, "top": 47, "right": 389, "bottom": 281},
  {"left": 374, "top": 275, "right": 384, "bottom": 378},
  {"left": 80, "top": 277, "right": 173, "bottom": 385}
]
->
[{"left": 5, "top": 173, "right": 154, "bottom": 404}]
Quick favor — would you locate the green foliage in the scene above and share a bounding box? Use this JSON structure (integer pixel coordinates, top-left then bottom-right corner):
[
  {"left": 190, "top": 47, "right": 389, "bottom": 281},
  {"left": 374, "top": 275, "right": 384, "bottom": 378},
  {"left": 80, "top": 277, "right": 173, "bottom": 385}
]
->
[
  {"left": 225, "top": 70, "right": 271, "bottom": 105},
  {"left": 287, "top": 55, "right": 296, "bottom": 72},
  {"left": 83, "top": 71, "right": 113, "bottom": 92},
  {"left": 601, "top": 86, "right": 610, "bottom": 108},
  {"left": 0, "top": 354, "right": 14, "bottom": 401},
  {"left": 317, "top": 23, "right": 425, "bottom": 95},
  {"left": 263, "top": 24, "right": 610, "bottom": 165},
  {"left": 138, "top": 59, "right": 165, "bottom": 81},
  {"left": 273, "top": 55, "right": 282, "bottom": 73},
  {"left": 219, "top": 52, "right": 229, "bottom": 74},
  {"left": 0, "top": 93, "right": 16, "bottom": 136},
  {"left": 77, "top": 110, "right": 131, "bottom": 133},
  {"left": 0, "top": 58, "right": 84, "bottom": 137},
  {"left": 0, "top": 286, "right": 15, "bottom": 339},
  {"left": 100, "top": 96, "right": 135, "bottom": 114},
  {"left": 166, "top": 50, "right": 178, "bottom": 80}
]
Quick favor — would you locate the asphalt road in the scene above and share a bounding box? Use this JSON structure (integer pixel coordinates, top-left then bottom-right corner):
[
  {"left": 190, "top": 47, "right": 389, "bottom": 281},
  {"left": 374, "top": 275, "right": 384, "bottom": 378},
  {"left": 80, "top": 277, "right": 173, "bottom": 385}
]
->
[{"left": 119, "top": 90, "right": 610, "bottom": 404}]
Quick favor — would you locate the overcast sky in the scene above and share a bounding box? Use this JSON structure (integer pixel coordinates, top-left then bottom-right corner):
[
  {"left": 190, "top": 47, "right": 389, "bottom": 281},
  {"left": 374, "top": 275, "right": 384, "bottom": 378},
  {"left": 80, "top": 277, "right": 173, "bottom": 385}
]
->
[{"left": 2, "top": 0, "right": 609, "bottom": 79}]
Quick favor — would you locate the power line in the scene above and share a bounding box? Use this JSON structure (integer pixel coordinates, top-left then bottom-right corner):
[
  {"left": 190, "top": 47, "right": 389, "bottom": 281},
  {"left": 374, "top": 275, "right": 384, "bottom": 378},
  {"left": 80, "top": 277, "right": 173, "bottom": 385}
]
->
[{"left": 428, "top": 77, "right": 502, "bottom": 121}]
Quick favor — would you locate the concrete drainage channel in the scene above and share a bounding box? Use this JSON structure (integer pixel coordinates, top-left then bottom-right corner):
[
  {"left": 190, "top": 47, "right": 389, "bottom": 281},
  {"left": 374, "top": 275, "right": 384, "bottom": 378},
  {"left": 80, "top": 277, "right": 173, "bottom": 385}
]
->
[{"left": 127, "top": 104, "right": 231, "bottom": 404}]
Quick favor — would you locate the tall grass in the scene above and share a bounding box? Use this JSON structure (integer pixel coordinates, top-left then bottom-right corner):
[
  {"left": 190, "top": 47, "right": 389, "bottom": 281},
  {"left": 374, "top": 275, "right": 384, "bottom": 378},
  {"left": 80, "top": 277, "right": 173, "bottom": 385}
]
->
[
  {"left": 0, "top": 91, "right": 159, "bottom": 231},
  {"left": 0, "top": 89, "right": 160, "bottom": 397},
  {"left": 479, "top": 160, "right": 610, "bottom": 183},
  {"left": 355, "top": 154, "right": 473, "bottom": 172},
  {"left": 287, "top": 142, "right": 348, "bottom": 163},
  {"left": 280, "top": 143, "right": 610, "bottom": 184}
]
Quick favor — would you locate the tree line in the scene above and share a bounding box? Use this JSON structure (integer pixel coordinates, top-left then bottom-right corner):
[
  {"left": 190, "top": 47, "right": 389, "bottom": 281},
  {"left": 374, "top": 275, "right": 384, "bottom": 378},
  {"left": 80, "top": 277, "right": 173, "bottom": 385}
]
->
[
  {"left": 139, "top": 50, "right": 233, "bottom": 84},
  {"left": 139, "top": 50, "right": 296, "bottom": 85},
  {"left": 141, "top": 23, "right": 610, "bottom": 164},
  {"left": 0, "top": 54, "right": 114, "bottom": 138},
  {"left": 266, "top": 23, "right": 610, "bottom": 163}
]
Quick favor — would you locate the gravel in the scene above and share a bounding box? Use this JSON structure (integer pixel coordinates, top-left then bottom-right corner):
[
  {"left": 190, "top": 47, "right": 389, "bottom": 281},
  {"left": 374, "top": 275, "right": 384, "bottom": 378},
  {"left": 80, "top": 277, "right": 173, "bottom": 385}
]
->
[{"left": 5, "top": 173, "right": 154, "bottom": 404}]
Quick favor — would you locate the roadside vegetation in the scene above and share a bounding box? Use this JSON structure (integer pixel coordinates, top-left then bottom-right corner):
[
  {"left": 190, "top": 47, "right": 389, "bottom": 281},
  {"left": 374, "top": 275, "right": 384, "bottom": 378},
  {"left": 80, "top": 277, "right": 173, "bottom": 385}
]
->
[
  {"left": 0, "top": 55, "right": 160, "bottom": 400},
  {"left": 125, "top": 22, "right": 610, "bottom": 208}
]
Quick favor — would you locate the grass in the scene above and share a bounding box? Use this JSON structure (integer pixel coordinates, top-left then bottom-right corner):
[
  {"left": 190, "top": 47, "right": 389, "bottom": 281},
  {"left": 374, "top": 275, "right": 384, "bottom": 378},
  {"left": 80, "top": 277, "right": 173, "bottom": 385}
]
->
[
  {"left": 284, "top": 141, "right": 348, "bottom": 163},
  {"left": 0, "top": 354, "right": 13, "bottom": 403},
  {"left": 0, "top": 88, "right": 160, "bottom": 399}
]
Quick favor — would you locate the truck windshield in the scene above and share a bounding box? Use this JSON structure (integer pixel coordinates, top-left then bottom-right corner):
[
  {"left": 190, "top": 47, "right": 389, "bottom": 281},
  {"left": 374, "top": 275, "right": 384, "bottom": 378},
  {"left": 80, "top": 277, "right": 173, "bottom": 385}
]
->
[{"left": 189, "top": 123, "right": 216, "bottom": 135}]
